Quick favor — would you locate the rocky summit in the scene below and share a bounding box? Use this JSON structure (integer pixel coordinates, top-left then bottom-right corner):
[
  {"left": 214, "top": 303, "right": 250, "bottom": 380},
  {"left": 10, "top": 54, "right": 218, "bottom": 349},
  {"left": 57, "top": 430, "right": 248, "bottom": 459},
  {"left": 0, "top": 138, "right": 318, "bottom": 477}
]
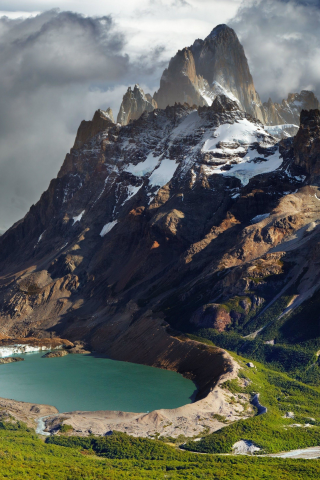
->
[
  {"left": 118, "top": 25, "right": 320, "bottom": 137},
  {"left": 154, "top": 24, "right": 266, "bottom": 123}
]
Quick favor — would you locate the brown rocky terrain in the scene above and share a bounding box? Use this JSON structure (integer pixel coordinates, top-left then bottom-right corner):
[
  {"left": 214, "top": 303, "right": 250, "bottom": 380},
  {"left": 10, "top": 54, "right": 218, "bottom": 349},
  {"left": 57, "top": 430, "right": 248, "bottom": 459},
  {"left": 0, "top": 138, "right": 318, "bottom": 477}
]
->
[
  {"left": 0, "top": 337, "right": 73, "bottom": 348},
  {"left": 0, "top": 397, "right": 58, "bottom": 430},
  {"left": 0, "top": 99, "right": 318, "bottom": 360}
]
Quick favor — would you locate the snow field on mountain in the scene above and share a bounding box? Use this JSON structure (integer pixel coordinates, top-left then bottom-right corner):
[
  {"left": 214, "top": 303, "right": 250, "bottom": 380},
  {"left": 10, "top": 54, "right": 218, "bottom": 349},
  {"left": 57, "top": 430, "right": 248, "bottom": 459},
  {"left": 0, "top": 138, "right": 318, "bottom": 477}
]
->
[
  {"left": 205, "top": 148, "right": 282, "bottom": 185},
  {"left": 200, "top": 118, "right": 282, "bottom": 185},
  {"left": 121, "top": 185, "right": 142, "bottom": 206},
  {"left": 265, "top": 124, "right": 298, "bottom": 135},
  {"left": 170, "top": 110, "right": 201, "bottom": 139},
  {"left": 202, "top": 118, "right": 266, "bottom": 151}
]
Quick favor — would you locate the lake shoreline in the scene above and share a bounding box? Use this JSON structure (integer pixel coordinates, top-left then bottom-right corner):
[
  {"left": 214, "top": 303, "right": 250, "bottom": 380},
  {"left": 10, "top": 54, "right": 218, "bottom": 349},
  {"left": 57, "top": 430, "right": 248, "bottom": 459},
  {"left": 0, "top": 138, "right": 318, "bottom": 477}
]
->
[
  {"left": 0, "top": 327, "right": 248, "bottom": 439},
  {"left": 0, "top": 347, "right": 248, "bottom": 440}
]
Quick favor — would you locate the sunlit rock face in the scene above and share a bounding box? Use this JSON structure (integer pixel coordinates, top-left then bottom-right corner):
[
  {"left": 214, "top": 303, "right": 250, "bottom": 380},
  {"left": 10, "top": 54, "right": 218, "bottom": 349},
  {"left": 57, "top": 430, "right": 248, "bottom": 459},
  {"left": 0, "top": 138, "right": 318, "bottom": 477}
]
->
[{"left": 117, "top": 84, "right": 157, "bottom": 126}]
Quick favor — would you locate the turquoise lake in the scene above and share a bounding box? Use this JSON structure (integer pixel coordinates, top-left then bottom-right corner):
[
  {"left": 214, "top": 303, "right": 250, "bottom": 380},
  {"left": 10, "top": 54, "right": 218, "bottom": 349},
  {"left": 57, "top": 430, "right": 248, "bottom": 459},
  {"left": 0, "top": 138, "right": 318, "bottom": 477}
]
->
[{"left": 0, "top": 353, "right": 196, "bottom": 413}]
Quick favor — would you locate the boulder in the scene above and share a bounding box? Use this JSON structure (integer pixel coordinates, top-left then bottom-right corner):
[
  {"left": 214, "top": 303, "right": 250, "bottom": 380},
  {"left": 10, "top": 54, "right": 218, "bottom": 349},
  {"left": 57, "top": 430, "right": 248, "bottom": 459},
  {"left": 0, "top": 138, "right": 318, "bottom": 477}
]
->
[{"left": 246, "top": 362, "right": 255, "bottom": 368}]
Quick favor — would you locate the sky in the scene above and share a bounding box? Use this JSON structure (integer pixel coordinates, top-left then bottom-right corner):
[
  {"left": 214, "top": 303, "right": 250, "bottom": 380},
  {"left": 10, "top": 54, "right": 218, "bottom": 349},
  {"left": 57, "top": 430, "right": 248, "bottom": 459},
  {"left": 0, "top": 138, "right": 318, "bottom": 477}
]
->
[{"left": 0, "top": 0, "right": 319, "bottom": 232}]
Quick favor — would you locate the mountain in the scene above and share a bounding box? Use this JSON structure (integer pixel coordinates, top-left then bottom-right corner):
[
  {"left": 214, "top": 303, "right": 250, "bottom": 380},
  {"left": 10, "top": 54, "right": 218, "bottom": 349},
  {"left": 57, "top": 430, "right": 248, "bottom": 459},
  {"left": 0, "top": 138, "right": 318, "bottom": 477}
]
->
[
  {"left": 1, "top": 90, "right": 319, "bottom": 374},
  {"left": 154, "top": 24, "right": 266, "bottom": 123},
  {"left": 113, "top": 26, "right": 320, "bottom": 134},
  {"left": 117, "top": 84, "right": 157, "bottom": 125}
]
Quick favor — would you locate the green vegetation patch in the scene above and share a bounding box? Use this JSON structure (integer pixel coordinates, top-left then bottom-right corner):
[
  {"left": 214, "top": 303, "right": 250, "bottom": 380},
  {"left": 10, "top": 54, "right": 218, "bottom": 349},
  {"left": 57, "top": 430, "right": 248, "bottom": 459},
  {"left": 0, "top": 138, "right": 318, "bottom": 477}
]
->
[
  {"left": 183, "top": 354, "right": 320, "bottom": 455},
  {"left": 0, "top": 418, "right": 319, "bottom": 479},
  {"left": 59, "top": 424, "right": 74, "bottom": 434},
  {"left": 192, "top": 330, "right": 316, "bottom": 379}
]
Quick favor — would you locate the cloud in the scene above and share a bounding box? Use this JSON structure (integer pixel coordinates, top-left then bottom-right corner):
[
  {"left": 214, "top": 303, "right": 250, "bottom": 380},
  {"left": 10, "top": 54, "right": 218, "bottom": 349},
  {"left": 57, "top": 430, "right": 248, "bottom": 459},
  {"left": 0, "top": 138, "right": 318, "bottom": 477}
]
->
[
  {"left": 230, "top": 0, "right": 320, "bottom": 102},
  {"left": 0, "top": 10, "right": 137, "bottom": 233}
]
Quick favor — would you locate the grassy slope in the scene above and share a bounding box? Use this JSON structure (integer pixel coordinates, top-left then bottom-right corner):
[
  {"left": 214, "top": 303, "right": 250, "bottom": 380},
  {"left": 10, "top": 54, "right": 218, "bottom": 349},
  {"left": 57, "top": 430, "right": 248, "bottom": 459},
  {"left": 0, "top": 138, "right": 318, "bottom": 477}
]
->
[
  {"left": 184, "top": 353, "right": 320, "bottom": 454},
  {"left": 0, "top": 424, "right": 320, "bottom": 479}
]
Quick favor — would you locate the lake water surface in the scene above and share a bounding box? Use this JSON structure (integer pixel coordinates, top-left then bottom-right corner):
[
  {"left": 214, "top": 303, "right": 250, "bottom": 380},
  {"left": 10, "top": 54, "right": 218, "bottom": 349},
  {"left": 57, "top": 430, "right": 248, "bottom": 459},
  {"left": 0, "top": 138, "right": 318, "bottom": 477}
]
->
[{"left": 0, "top": 353, "right": 195, "bottom": 413}]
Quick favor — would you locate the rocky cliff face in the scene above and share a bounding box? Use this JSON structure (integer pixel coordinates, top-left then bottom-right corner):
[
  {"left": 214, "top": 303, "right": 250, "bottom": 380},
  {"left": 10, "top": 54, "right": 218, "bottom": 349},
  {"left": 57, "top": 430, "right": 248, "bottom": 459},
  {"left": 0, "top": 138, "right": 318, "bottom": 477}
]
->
[
  {"left": 263, "top": 90, "right": 320, "bottom": 126},
  {"left": 293, "top": 108, "right": 320, "bottom": 179},
  {"left": 117, "top": 84, "right": 157, "bottom": 125},
  {"left": 1, "top": 95, "right": 320, "bottom": 369},
  {"left": 74, "top": 109, "right": 115, "bottom": 149},
  {"left": 154, "top": 24, "right": 266, "bottom": 123}
]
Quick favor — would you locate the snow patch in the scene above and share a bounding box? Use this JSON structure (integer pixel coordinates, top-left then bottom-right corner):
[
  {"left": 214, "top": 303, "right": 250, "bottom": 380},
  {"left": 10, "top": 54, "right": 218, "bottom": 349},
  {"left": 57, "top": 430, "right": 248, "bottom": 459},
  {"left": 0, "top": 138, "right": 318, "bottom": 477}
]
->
[
  {"left": 202, "top": 119, "right": 266, "bottom": 152},
  {"left": 34, "top": 230, "right": 46, "bottom": 248},
  {"left": 125, "top": 153, "right": 160, "bottom": 177},
  {"left": 148, "top": 159, "right": 178, "bottom": 188},
  {"left": 211, "top": 81, "right": 240, "bottom": 104},
  {"left": 73, "top": 210, "right": 85, "bottom": 224},
  {"left": 265, "top": 124, "right": 298, "bottom": 135},
  {"left": 121, "top": 185, "right": 142, "bottom": 206},
  {"left": 251, "top": 213, "right": 270, "bottom": 224},
  {"left": 170, "top": 110, "right": 201, "bottom": 139},
  {"left": 205, "top": 148, "right": 283, "bottom": 186},
  {"left": 100, "top": 220, "right": 118, "bottom": 237}
]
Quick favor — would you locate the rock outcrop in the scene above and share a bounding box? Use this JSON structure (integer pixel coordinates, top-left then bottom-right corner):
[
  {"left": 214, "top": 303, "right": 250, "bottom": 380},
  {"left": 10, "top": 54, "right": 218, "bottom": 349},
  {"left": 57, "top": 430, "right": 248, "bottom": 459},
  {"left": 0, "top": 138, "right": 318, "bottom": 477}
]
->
[
  {"left": 190, "top": 304, "right": 232, "bottom": 332},
  {"left": 117, "top": 84, "right": 157, "bottom": 125},
  {"left": 154, "top": 24, "right": 266, "bottom": 122},
  {"left": 0, "top": 357, "right": 24, "bottom": 364},
  {"left": 293, "top": 108, "right": 320, "bottom": 179},
  {"left": 42, "top": 350, "right": 68, "bottom": 358}
]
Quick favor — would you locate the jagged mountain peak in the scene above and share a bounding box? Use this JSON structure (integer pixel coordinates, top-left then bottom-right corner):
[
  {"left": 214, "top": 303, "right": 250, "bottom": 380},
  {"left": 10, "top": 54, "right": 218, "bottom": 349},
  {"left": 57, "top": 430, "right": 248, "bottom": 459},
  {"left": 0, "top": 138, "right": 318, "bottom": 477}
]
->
[
  {"left": 0, "top": 91, "right": 319, "bottom": 377},
  {"left": 154, "top": 23, "right": 265, "bottom": 123},
  {"left": 206, "top": 23, "right": 237, "bottom": 40},
  {"left": 117, "top": 84, "right": 157, "bottom": 126},
  {"left": 205, "top": 94, "right": 239, "bottom": 113},
  {"left": 73, "top": 108, "right": 115, "bottom": 150}
]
